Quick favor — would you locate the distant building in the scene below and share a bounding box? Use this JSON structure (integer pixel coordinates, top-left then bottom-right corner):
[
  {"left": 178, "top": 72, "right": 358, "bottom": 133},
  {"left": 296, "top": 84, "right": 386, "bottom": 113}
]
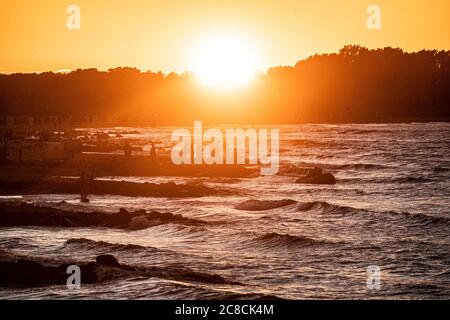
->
[{"left": 6, "top": 140, "right": 65, "bottom": 161}]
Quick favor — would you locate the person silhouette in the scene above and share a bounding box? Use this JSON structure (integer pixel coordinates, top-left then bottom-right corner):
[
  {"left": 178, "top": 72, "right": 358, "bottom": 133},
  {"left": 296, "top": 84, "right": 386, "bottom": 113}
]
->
[
  {"left": 150, "top": 142, "right": 157, "bottom": 164},
  {"left": 80, "top": 165, "right": 94, "bottom": 202},
  {"left": 124, "top": 140, "right": 132, "bottom": 160}
]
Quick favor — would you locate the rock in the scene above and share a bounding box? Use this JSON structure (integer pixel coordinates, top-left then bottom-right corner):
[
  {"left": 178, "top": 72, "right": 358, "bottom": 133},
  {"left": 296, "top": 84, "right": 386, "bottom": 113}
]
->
[
  {"left": 0, "top": 259, "right": 64, "bottom": 286},
  {"left": 0, "top": 254, "right": 240, "bottom": 287},
  {"left": 305, "top": 167, "right": 324, "bottom": 177},
  {"left": 296, "top": 173, "right": 336, "bottom": 185},
  {"left": 95, "top": 255, "right": 121, "bottom": 267},
  {"left": 278, "top": 165, "right": 319, "bottom": 177},
  {"left": 0, "top": 202, "right": 206, "bottom": 229},
  {"left": 128, "top": 216, "right": 151, "bottom": 230}
]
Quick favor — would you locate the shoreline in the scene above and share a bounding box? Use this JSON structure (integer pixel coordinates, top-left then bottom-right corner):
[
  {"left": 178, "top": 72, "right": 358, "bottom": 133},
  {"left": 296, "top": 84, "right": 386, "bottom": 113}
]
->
[{"left": 1, "top": 118, "right": 450, "bottom": 131}]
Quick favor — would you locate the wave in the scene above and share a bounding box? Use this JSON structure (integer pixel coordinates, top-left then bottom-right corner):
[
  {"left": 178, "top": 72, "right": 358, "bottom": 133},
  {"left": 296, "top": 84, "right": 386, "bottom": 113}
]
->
[
  {"left": 340, "top": 128, "right": 389, "bottom": 135},
  {"left": 296, "top": 201, "right": 354, "bottom": 214},
  {"left": 296, "top": 201, "right": 450, "bottom": 227},
  {"left": 390, "top": 176, "right": 434, "bottom": 184},
  {"left": 397, "top": 212, "right": 450, "bottom": 227},
  {"left": 221, "top": 292, "right": 283, "bottom": 300},
  {"left": 291, "top": 162, "right": 389, "bottom": 171},
  {"left": 340, "top": 176, "right": 434, "bottom": 184},
  {"left": 207, "top": 177, "right": 242, "bottom": 184},
  {"left": 0, "top": 237, "right": 32, "bottom": 247},
  {"left": 64, "top": 238, "right": 157, "bottom": 253},
  {"left": 252, "top": 232, "right": 333, "bottom": 249},
  {"left": 287, "top": 139, "right": 330, "bottom": 148},
  {"left": 235, "top": 199, "right": 297, "bottom": 211},
  {"left": 336, "top": 163, "right": 390, "bottom": 170},
  {"left": 433, "top": 166, "right": 450, "bottom": 173}
]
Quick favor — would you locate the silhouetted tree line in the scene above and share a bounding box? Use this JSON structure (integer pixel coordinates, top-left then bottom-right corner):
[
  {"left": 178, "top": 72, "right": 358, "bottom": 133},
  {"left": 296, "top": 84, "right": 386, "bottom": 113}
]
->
[{"left": 0, "top": 46, "right": 449, "bottom": 124}]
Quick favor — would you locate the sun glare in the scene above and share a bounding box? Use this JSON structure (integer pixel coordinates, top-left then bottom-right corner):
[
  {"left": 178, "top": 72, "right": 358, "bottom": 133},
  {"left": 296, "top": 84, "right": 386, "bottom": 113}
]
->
[{"left": 189, "top": 33, "right": 261, "bottom": 90}]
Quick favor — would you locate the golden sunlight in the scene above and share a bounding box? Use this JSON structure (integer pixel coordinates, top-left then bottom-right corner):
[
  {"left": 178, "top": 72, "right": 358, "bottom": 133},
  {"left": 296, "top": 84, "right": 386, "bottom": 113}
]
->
[{"left": 189, "top": 33, "right": 261, "bottom": 90}]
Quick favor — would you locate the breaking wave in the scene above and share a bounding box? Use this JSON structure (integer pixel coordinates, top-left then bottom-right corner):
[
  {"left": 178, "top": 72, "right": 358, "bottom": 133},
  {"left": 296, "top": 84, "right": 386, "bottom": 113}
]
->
[
  {"left": 64, "top": 238, "right": 157, "bottom": 253},
  {"left": 252, "top": 232, "right": 334, "bottom": 249},
  {"left": 235, "top": 199, "right": 297, "bottom": 211},
  {"left": 296, "top": 201, "right": 450, "bottom": 227},
  {"left": 293, "top": 161, "right": 390, "bottom": 170}
]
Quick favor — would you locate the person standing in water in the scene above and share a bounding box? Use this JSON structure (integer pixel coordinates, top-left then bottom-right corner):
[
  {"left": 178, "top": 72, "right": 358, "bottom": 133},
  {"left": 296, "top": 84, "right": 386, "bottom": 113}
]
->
[
  {"left": 150, "top": 141, "right": 157, "bottom": 164},
  {"left": 124, "top": 140, "right": 132, "bottom": 160},
  {"left": 80, "top": 165, "right": 94, "bottom": 202}
]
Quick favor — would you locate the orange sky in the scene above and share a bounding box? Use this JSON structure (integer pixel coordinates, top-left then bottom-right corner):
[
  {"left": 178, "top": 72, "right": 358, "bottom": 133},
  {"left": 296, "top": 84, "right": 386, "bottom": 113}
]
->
[{"left": 1, "top": 0, "right": 449, "bottom": 73}]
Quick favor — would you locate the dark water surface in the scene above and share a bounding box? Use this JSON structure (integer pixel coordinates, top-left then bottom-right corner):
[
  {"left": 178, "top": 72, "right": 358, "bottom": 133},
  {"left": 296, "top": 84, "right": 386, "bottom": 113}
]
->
[{"left": 0, "top": 123, "right": 449, "bottom": 299}]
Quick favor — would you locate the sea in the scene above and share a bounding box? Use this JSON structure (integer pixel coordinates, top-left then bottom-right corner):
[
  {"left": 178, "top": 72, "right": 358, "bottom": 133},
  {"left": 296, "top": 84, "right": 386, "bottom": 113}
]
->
[{"left": 0, "top": 122, "right": 449, "bottom": 299}]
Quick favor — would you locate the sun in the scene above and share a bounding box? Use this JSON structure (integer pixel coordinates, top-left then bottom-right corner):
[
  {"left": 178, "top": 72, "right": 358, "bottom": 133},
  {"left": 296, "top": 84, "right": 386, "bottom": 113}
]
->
[{"left": 189, "top": 33, "right": 261, "bottom": 90}]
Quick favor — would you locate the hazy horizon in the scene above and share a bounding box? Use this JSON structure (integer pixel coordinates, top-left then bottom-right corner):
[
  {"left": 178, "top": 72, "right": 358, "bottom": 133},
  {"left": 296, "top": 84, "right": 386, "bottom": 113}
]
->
[{"left": 1, "top": 44, "right": 449, "bottom": 76}]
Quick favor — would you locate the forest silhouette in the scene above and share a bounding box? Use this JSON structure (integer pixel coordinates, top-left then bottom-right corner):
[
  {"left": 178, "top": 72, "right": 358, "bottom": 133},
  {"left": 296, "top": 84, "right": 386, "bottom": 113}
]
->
[{"left": 0, "top": 45, "right": 449, "bottom": 124}]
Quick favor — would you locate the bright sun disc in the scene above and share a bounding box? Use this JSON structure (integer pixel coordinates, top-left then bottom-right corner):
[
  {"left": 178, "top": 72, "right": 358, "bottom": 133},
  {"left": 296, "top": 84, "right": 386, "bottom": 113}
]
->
[{"left": 189, "top": 33, "right": 261, "bottom": 90}]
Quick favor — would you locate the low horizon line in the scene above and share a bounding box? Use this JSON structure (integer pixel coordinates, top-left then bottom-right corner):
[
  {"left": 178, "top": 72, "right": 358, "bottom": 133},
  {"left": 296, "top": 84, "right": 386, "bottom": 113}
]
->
[{"left": 1, "top": 44, "right": 449, "bottom": 76}]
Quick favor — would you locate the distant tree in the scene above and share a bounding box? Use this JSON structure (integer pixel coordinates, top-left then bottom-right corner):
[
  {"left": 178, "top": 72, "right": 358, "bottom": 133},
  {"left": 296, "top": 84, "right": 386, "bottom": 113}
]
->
[{"left": 0, "top": 46, "right": 449, "bottom": 124}]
